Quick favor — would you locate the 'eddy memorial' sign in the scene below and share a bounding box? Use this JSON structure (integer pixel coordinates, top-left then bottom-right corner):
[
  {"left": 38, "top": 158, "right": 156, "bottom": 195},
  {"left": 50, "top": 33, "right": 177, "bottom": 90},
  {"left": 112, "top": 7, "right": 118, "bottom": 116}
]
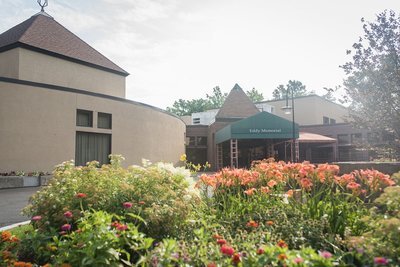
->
[{"left": 249, "top": 128, "right": 282, "bottom": 134}]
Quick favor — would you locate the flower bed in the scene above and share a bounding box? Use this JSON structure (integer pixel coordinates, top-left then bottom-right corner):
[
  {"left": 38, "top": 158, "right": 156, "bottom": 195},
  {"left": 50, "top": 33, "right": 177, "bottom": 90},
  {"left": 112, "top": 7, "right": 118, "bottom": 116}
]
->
[{"left": 0, "top": 156, "right": 398, "bottom": 266}]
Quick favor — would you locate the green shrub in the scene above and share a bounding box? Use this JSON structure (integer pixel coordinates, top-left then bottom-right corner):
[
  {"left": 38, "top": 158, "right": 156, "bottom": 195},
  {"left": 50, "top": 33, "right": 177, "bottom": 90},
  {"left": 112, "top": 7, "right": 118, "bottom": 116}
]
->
[{"left": 23, "top": 155, "right": 197, "bottom": 239}]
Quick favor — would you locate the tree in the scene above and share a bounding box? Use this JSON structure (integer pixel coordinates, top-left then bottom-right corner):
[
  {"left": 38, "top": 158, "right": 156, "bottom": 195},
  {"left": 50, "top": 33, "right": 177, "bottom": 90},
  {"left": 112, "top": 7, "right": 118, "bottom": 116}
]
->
[
  {"left": 246, "top": 87, "right": 264, "bottom": 102},
  {"left": 272, "top": 80, "right": 309, "bottom": 100},
  {"left": 206, "top": 86, "right": 228, "bottom": 109},
  {"left": 167, "top": 86, "right": 264, "bottom": 116},
  {"left": 341, "top": 10, "right": 400, "bottom": 159}
]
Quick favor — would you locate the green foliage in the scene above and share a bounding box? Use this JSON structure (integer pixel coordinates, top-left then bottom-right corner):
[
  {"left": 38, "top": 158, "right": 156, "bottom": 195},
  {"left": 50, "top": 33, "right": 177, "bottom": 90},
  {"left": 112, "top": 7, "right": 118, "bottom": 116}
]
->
[
  {"left": 52, "top": 210, "right": 153, "bottom": 266},
  {"left": 272, "top": 80, "right": 312, "bottom": 100},
  {"left": 246, "top": 87, "right": 264, "bottom": 102},
  {"left": 341, "top": 10, "right": 400, "bottom": 159},
  {"left": 166, "top": 86, "right": 264, "bottom": 116},
  {"left": 23, "top": 155, "right": 196, "bottom": 239}
]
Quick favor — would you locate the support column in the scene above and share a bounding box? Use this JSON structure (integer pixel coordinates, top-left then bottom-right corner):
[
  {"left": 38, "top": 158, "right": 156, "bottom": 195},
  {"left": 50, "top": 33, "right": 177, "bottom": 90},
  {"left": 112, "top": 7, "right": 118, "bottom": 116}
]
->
[
  {"left": 295, "top": 140, "right": 299, "bottom": 162},
  {"left": 230, "top": 139, "right": 238, "bottom": 168},
  {"left": 216, "top": 143, "right": 223, "bottom": 170}
]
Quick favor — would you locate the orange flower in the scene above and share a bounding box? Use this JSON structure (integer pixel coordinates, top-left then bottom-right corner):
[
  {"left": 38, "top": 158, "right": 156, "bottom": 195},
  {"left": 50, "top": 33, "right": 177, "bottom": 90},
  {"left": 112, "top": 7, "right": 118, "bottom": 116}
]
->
[
  {"left": 261, "top": 186, "right": 270, "bottom": 194},
  {"left": 300, "top": 178, "right": 313, "bottom": 190},
  {"left": 286, "top": 189, "right": 294, "bottom": 197},
  {"left": 212, "top": 233, "right": 223, "bottom": 240},
  {"left": 60, "top": 264, "right": 72, "bottom": 267},
  {"left": 277, "top": 253, "right": 288, "bottom": 261},
  {"left": 266, "top": 220, "right": 274, "bottom": 226},
  {"left": 1, "top": 231, "right": 12, "bottom": 242},
  {"left": 246, "top": 220, "right": 259, "bottom": 228},
  {"left": 277, "top": 239, "right": 288, "bottom": 248},
  {"left": 13, "top": 262, "right": 33, "bottom": 267},
  {"left": 244, "top": 188, "right": 256, "bottom": 196},
  {"left": 267, "top": 180, "right": 278, "bottom": 188}
]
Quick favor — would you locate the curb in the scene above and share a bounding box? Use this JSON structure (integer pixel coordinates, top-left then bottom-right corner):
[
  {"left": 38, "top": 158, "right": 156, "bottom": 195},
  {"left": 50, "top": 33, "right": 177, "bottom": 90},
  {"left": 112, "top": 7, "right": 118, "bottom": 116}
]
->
[{"left": 0, "top": 220, "right": 31, "bottom": 232}]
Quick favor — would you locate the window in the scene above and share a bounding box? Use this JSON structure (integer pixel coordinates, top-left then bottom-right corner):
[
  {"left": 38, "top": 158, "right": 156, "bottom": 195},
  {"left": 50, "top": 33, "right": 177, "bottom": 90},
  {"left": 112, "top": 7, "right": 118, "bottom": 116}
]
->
[
  {"left": 76, "top": 109, "right": 93, "bottom": 127},
  {"left": 330, "top": 118, "right": 336, "bottom": 124},
  {"left": 186, "top": 136, "right": 196, "bottom": 146},
  {"left": 98, "top": 112, "right": 112, "bottom": 129},
  {"left": 351, "top": 133, "right": 362, "bottom": 144},
  {"left": 196, "top": 136, "right": 207, "bottom": 146},
  {"left": 193, "top": 118, "right": 200, "bottom": 124},
  {"left": 337, "top": 134, "right": 350, "bottom": 145},
  {"left": 75, "top": 132, "right": 111, "bottom": 166},
  {"left": 323, "top": 116, "right": 330, "bottom": 125}
]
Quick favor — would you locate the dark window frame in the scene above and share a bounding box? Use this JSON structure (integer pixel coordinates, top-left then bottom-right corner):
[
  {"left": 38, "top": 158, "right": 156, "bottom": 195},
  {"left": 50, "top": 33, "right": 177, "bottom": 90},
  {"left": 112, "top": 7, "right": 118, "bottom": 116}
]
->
[
  {"left": 98, "top": 112, "right": 112, "bottom": 129},
  {"left": 76, "top": 109, "right": 93, "bottom": 127}
]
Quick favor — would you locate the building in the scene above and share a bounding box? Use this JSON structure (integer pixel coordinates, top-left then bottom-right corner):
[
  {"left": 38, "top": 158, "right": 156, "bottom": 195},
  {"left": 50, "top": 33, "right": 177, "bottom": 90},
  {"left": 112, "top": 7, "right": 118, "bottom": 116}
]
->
[
  {"left": 0, "top": 11, "right": 185, "bottom": 172},
  {"left": 186, "top": 84, "right": 377, "bottom": 170}
]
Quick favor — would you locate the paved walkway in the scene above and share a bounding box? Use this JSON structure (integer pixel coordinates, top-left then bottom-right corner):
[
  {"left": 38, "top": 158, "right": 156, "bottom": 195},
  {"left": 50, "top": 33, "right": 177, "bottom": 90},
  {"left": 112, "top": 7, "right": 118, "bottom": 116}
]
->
[{"left": 0, "top": 187, "right": 42, "bottom": 227}]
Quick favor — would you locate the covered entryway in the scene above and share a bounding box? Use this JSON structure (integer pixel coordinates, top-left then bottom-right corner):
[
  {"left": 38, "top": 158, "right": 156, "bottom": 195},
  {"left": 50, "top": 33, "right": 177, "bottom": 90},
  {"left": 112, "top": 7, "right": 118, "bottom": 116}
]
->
[{"left": 215, "top": 112, "right": 299, "bottom": 169}]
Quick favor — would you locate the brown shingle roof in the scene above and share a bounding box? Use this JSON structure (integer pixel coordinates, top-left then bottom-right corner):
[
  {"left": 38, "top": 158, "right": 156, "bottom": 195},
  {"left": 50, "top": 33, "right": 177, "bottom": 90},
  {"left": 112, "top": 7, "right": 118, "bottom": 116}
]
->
[
  {"left": 215, "top": 83, "right": 260, "bottom": 119},
  {"left": 0, "top": 13, "right": 128, "bottom": 76}
]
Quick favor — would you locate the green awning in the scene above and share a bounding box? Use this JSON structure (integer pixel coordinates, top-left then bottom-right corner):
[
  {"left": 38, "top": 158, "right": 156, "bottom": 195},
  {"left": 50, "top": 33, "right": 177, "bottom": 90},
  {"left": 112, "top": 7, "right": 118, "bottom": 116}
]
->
[{"left": 215, "top": 111, "right": 299, "bottom": 144}]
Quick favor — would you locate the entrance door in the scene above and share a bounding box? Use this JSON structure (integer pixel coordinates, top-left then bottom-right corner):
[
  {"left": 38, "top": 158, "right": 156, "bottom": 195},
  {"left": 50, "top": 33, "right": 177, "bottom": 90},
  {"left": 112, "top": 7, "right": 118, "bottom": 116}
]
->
[{"left": 75, "top": 132, "right": 111, "bottom": 166}]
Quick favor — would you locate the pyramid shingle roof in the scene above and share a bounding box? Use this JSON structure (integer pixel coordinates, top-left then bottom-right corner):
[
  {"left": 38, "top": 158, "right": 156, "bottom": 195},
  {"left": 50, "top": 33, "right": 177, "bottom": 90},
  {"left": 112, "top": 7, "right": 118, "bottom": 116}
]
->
[
  {"left": 215, "top": 84, "right": 260, "bottom": 119},
  {"left": 0, "top": 13, "right": 128, "bottom": 76}
]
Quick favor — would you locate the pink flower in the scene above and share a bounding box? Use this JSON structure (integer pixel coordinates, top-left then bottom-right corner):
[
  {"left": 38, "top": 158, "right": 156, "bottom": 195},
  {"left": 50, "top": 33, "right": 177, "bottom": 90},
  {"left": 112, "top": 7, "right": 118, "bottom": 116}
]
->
[
  {"left": 63, "top": 211, "right": 73, "bottom": 218},
  {"left": 374, "top": 257, "right": 389, "bottom": 265},
  {"left": 123, "top": 202, "right": 133, "bottom": 209},
  {"left": 319, "top": 251, "right": 332, "bottom": 259},
  {"left": 293, "top": 257, "right": 304, "bottom": 264},
  {"left": 61, "top": 224, "right": 71, "bottom": 231},
  {"left": 32, "top": 215, "right": 42, "bottom": 221},
  {"left": 75, "top": 193, "right": 87, "bottom": 198}
]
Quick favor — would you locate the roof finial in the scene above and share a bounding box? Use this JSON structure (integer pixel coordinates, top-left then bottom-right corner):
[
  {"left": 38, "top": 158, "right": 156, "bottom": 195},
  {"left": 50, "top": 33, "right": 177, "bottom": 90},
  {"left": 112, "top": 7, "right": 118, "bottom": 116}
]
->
[{"left": 37, "top": 0, "right": 48, "bottom": 12}]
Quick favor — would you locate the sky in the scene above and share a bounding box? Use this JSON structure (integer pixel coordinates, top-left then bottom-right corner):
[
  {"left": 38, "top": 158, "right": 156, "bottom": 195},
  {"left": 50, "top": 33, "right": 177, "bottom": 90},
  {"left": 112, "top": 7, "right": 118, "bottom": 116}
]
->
[{"left": 1, "top": 0, "right": 400, "bottom": 109}]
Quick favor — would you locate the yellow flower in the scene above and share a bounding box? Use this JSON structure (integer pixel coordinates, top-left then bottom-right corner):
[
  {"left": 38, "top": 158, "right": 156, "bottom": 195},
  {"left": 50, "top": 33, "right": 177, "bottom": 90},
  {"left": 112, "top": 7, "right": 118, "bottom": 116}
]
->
[{"left": 180, "top": 154, "right": 187, "bottom": 162}]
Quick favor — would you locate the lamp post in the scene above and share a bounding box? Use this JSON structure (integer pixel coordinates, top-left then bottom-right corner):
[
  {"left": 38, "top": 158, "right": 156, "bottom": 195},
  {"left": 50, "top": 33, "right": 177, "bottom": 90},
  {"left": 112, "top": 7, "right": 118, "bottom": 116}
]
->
[{"left": 281, "top": 88, "right": 297, "bottom": 162}]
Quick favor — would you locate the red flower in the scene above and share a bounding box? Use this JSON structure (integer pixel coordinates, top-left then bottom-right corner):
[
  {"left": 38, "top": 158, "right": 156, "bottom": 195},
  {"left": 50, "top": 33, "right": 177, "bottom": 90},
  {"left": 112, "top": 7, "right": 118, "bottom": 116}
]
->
[
  {"left": 32, "top": 215, "right": 42, "bottom": 221},
  {"left": 277, "top": 239, "right": 288, "bottom": 248},
  {"left": 63, "top": 211, "right": 73, "bottom": 218},
  {"left": 231, "top": 253, "right": 241, "bottom": 264},
  {"left": 61, "top": 224, "right": 71, "bottom": 231},
  {"left": 117, "top": 224, "right": 128, "bottom": 231},
  {"left": 75, "top": 193, "right": 87, "bottom": 198},
  {"left": 217, "top": 239, "right": 227, "bottom": 246},
  {"left": 221, "top": 245, "right": 235, "bottom": 256},
  {"left": 256, "top": 248, "right": 265, "bottom": 255},
  {"left": 246, "top": 220, "right": 259, "bottom": 228},
  {"left": 207, "top": 263, "right": 217, "bottom": 267},
  {"left": 123, "top": 202, "right": 133, "bottom": 209},
  {"left": 374, "top": 257, "right": 389, "bottom": 265}
]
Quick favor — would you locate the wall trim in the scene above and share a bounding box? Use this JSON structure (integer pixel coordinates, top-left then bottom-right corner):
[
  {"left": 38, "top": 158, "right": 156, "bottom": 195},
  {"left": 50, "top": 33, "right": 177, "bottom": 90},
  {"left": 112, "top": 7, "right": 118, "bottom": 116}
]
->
[{"left": 0, "top": 76, "right": 184, "bottom": 123}]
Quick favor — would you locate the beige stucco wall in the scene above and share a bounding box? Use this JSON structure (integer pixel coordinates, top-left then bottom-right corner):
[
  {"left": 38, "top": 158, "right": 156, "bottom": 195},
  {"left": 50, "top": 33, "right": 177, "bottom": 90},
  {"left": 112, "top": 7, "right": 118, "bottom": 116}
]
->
[
  {"left": 0, "top": 82, "right": 185, "bottom": 172},
  {"left": 0, "top": 49, "right": 19, "bottom": 79},
  {"left": 16, "top": 48, "right": 126, "bottom": 98},
  {"left": 268, "top": 96, "right": 348, "bottom": 125}
]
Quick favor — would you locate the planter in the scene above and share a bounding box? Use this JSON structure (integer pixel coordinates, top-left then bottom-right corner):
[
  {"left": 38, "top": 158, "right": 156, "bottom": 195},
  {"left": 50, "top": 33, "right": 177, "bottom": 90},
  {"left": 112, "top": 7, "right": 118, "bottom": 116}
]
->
[{"left": 0, "top": 175, "right": 53, "bottom": 189}]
